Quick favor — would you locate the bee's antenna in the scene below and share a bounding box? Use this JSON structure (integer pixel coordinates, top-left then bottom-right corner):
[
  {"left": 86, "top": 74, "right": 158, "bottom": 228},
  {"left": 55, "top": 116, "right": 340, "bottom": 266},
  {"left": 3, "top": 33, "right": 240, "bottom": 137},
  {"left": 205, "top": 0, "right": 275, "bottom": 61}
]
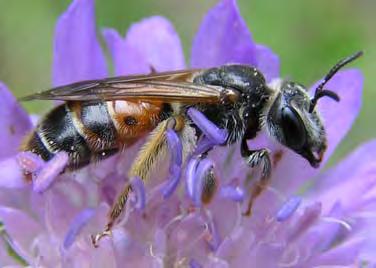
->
[{"left": 309, "top": 51, "right": 363, "bottom": 113}]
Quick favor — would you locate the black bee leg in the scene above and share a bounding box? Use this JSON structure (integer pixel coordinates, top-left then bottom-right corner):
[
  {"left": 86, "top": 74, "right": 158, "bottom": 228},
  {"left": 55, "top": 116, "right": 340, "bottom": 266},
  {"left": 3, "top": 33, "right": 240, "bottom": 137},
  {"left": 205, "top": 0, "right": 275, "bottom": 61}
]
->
[{"left": 241, "top": 138, "right": 272, "bottom": 216}]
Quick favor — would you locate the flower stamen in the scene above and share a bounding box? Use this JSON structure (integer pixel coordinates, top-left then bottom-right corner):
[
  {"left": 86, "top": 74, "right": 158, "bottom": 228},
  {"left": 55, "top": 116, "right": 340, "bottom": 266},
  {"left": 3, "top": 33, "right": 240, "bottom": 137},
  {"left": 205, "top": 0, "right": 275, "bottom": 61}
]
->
[
  {"left": 32, "top": 152, "right": 69, "bottom": 193},
  {"left": 204, "top": 210, "right": 221, "bottom": 251},
  {"left": 130, "top": 177, "right": 146, "bottom": 211},
  {"left": 16, "top": 151, "right": 45, "bottom": 174},
  {"left": 162, "top": 129, "right": 183, "bottom": 198},
  {"left": 189, "top": 258, "right": 202, "bottom": 268},
  {"left": 193, "top": 136, "right": 216, "bottom": 156},
  {"left": 321, "top": 216, "right": 352, "bottom": 232},
  {"left": 187, "top": 108, "right": 228, "bottom": 145},
  {"left": 276, "top": 196, "right": 302, "bottom": 222},
  {"left": 63, "top": 208, "right": 95, "bottom": 249},
  {"left": 219, "top": 185, "right": 245, "bottom": 202},
  {"left": 186, "top": 158, "right": 214, "bottom": 206}
]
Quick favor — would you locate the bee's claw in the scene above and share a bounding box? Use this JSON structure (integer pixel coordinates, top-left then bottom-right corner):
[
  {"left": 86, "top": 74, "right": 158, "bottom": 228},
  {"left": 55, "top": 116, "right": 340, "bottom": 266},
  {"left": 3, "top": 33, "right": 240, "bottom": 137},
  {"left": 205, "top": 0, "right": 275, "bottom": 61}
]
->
[
  {"left": 242, "top": 209, "right": 252, "bottom": 217},
  {"left": 91, "top": 228, "right": 112, "bottom": 248}
]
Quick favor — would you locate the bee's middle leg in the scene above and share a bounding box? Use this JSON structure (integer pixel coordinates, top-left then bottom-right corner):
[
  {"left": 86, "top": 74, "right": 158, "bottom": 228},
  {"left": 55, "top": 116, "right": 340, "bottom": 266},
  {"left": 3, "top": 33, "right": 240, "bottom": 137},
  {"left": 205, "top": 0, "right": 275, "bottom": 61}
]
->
[{"left": 240, "top": 137, "right": 272, "bottom": 216}]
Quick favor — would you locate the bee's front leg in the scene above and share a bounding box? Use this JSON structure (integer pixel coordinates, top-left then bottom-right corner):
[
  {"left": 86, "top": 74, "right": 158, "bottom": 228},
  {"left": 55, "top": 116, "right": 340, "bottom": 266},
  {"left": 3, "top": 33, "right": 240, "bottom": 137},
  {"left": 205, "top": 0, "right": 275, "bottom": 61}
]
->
[{"left": 241, "top": 137, "right": 271, "bottom": 216}]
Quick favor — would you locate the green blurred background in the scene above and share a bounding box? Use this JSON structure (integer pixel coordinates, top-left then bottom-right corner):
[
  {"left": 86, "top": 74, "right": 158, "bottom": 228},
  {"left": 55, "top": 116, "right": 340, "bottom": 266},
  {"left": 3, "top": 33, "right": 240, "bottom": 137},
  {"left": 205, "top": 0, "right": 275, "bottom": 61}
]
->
[{"left": 0, "top": 0, "right": 374, "bottom": 164}]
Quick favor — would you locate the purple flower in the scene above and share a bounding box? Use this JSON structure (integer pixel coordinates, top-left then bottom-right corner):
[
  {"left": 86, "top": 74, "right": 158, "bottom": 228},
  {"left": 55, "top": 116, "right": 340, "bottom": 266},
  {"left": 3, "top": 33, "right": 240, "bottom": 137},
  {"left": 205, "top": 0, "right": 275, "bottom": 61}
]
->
[{"left": 0, "top": 0, "right": 372, "bottom": 266}]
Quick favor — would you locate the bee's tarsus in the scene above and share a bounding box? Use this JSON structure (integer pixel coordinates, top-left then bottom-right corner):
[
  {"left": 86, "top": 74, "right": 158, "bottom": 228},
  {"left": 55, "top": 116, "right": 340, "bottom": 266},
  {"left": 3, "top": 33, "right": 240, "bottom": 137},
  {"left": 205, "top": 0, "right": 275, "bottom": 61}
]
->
[
  {"left": 91, "top": 228, "right": 112, "bottom": 248},
  {"left": 241, "top": 137, "right": 272, "bottom": 216},
  {"left": 243, "top": 169, "right": 271, "bottom": 217}
]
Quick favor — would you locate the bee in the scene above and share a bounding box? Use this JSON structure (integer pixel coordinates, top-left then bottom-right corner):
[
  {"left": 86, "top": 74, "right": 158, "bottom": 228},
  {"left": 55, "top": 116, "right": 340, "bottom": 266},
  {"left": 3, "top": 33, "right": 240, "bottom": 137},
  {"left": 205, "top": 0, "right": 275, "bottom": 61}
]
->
[{"left": 20, "top": 51, "right": 362, "bottom": 246}]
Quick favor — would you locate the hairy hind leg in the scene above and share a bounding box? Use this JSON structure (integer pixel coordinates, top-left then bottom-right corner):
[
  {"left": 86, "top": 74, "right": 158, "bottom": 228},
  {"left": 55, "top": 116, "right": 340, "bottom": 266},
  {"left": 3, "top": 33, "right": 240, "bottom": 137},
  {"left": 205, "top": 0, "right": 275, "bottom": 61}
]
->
[{"left": 92, "top": 116, "right": 185, "bottom": 247}]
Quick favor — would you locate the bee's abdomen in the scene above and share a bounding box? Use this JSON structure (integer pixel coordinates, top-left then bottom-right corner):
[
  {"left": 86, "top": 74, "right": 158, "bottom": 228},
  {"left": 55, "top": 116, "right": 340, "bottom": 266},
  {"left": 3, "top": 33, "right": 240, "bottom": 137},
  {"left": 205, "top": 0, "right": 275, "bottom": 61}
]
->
[
  {"left": 22, "top": 100, "right": 166, "bottom": 171},
  {"left": 23, "top": 102, "right": 119, "bottom": 170}
]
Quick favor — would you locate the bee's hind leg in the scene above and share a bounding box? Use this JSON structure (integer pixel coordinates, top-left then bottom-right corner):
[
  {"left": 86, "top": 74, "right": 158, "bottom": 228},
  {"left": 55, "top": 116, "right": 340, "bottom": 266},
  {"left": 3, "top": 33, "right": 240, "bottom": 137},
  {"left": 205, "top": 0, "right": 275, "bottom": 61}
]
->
[
  {"left": 91, "top": 116, "right": 185, "bottom": 247},
  {"left": 240, "top": 137, "right": 272, "bottom": 216}
]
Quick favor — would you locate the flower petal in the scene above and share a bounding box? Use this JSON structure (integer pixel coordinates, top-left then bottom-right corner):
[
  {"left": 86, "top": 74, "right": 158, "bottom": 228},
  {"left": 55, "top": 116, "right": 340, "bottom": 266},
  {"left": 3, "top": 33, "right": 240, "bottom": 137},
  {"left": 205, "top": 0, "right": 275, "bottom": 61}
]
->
[
  {"left": 309, "top": 238, "right": 364, "bottom": 266},
  {"left": 103, "top": 16, "right": 185, "bottom": 75},
  {"left": 43, "top": 182, "right": 84, "bottom": 239},
  {"left": 102, "top": 28, "right": 148, "bottom": 75},
  {"left": 0, "top": 83, "right": 32, "bottom": 160},
  {"left": 255, "top": 44, "right": 280, "bottom": 82},
  {"left": 205, "top": 212, "right": 221, "bottom": 251},
  {"left": 167, "top": 214, "right": 210, "bottom": 262},
  {"left": 125, "top": 16, "right": 185, "bottom": 72},
  {"left": 216, "top": 226, "right": 255, "bottom": 264},
  {"left": 0, "top": 206, "right": 42, "bottom": 263},
  {"left": 191, "top": 0, "right": 257, "bottom": 68},
  {"left": 0, "top": 157, "right": 29, "bottom": 188},
  {"left": 287, "top": 202, "right": 321, "bottom": 241},
  {"left": 308, "top": 140, "right": 376, "bottom": 214},
  {"left": 52, "top": 0, "right": 107, "bottom": 86},
  {"left": 316, "top": 69, "right": 363, "bottom": 161},
  {"left": 314, "top": 140, "right": 376, "bottom": 191}
]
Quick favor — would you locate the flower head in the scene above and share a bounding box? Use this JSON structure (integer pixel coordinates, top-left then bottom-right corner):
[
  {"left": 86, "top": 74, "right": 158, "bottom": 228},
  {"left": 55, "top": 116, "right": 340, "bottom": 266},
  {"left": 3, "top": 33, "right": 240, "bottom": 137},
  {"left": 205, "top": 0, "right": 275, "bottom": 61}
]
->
[{"left": 0, "top": 0, "right": 372, "bottom": 267}]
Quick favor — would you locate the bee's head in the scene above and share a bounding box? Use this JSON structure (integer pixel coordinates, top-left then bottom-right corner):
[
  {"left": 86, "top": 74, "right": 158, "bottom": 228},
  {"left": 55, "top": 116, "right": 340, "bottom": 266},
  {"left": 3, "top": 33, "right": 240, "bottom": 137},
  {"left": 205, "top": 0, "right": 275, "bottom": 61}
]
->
[
  {"left": 266, "top": 51, "right": 363, "bottom": 168},
  {"left": 267, "top": 81, "right": 327, "bottom": 167}
]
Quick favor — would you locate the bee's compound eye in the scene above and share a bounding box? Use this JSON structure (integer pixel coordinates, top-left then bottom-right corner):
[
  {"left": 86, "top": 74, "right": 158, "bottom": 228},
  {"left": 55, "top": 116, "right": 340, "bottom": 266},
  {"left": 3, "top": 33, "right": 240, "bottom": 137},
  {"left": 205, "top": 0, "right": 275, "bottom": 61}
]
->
[{"left": 281, "top": 106, "right": 306, "bottom": 150}]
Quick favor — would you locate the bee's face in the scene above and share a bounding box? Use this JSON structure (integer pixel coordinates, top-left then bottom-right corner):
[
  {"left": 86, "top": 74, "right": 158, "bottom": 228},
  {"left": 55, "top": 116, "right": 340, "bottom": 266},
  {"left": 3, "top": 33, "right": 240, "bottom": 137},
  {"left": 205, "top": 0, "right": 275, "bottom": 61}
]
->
[{"left": 267, "top": 81, "right": 326, "bottom": 167}]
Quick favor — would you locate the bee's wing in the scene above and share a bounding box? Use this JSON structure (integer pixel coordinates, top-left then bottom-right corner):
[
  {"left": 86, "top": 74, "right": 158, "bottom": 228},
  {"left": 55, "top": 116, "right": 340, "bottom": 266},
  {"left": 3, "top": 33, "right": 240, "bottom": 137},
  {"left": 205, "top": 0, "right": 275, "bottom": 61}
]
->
[{"left": 20, "top": 69, "right": 236, "bottom": 104}]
